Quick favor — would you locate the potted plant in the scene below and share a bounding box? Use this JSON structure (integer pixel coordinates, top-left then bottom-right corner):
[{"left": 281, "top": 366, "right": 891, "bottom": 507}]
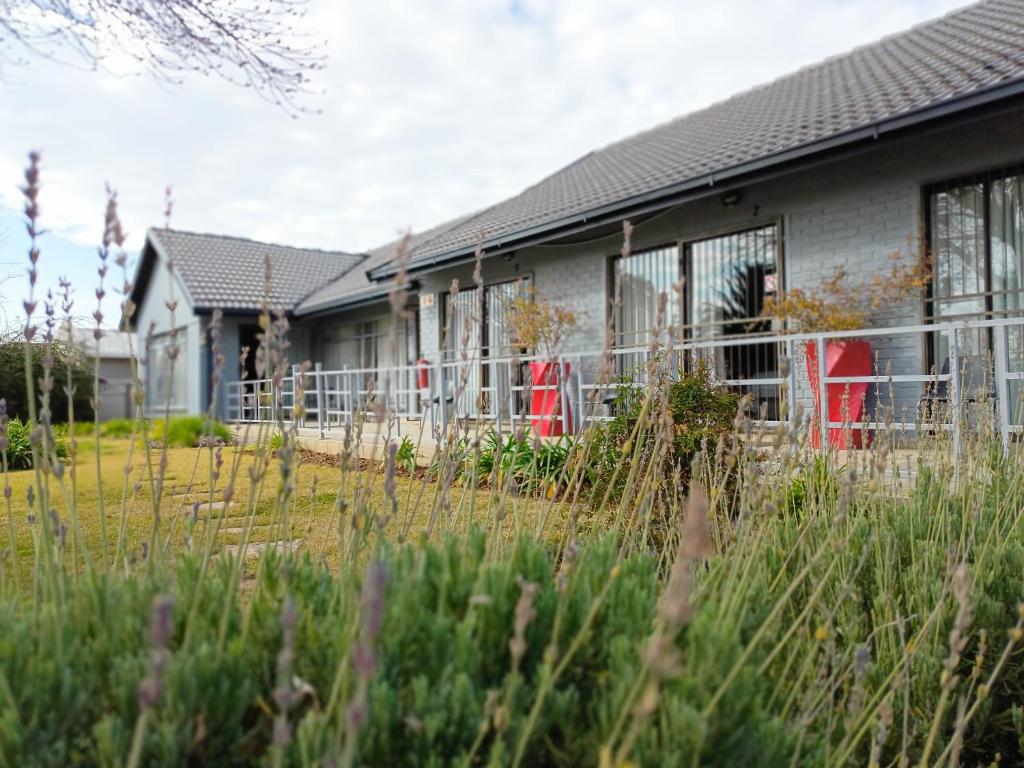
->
[
  {"left": 763, "top": 248, "right": 930, "bottom": 448},
  {"left": 506, "top": 291, "right": 578, "bottom": 436}
]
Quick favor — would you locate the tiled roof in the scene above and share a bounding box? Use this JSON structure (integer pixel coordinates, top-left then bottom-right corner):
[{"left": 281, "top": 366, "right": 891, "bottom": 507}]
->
[
  {"left": 146, "top": 228, "right": 365, "bottom": 311},
  {"left": 375, "top": 0, "right": 1024, "bottom": 277},
  {"left": 294, "top": 213, "right": 478, "bottom": 315}
]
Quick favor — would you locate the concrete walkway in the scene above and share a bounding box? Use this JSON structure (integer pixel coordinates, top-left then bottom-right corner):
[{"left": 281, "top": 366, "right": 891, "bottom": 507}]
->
[{"left": 231, "top": 421, "right": 441, "bottom": 465}]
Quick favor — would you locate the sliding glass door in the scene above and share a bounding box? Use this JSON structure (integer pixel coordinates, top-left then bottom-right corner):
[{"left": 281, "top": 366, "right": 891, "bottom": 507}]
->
[
  {"left": 929, "top": 169, "right": 1024, "bottom": 414},
  {"left": 443, "top": 276, "right": 531, "bottom": 416},
  {"left": 611, "top": 224, "right": 781, "bottom": 418},
  {"left": 612, "top": 245, "right": 681, "bottom": 372},
  {"left": 685, "top": 224, "right": 780, "bottom": 419}
]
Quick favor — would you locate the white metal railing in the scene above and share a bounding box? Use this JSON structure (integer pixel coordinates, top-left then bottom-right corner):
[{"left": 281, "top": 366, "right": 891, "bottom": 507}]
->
[{"left": 225, "top": 316, "right": 1024, "bottom": 453}]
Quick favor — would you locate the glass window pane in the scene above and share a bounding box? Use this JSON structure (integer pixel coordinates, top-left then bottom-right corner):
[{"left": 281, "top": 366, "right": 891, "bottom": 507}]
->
[
  {"left": 613, "top": 245, "right": 680, "bottom": 351},
  {"left": 930, "top": 182, "right": 990, "bottom": 367},
  {"left": 146, "top": 331, "right": 187, "bottom": 411},
  {"left": 931, "top": 182, "right": 987, "bottom": 320},
  {"left": 990, "top": 174, "right": 1024, "bottom": 424},
  {"left": 355, "top": 321, "right": 379, "bottom": 369},
  {"left": 485, "top": 277, "right": 531, "bottom": 358},
  {"left": 686, "top": 224, "right": 780, "bottom": 419},
  {"left": 441, "top": 278, "right": 532, "bottom": 417},
  {"left": 990, "top": 174, "right": 1024, "bottom": 316},
  {"left": 687, "top": 225, "right": 776, "bottom": 339},
  {"left": 444, "top": 287, "right": 479, "bottom": 360}
]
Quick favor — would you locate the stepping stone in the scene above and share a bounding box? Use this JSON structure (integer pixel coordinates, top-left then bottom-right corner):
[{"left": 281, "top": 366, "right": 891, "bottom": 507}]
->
[
  {"left": 223, "top": 539, "right": 303, "bottom": 558},
  {"left": 221, "top": 525, "right": 271, "bottom": 535},
  {"left": 196, "top": 501, "right": 231, "bottom": 515}
]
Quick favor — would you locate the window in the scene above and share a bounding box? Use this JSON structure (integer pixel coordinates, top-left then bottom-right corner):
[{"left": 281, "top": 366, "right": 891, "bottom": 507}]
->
[
  {"left": 146, "top": 331, "right": 187, "bottom": 411},
  {"left": 685, "top": 225, "right": 780, "bottom": 419},
  {"left": 684, "top": 225, "right": 778, "bottom": 343},
  {"left": 403, "top": 309, "right": 420, "bottom": 365},
  {"left": 613, "top": 245, "right": 681, "bottom": 352},
  {"left": 442, "top": 276, "right": 532, "bottom": 359},
  {"left": 355, "top": 321, "right": 380, "bottom": 370},
  {"left": 441, "top": 276, "right": 531, "bottom": 417},
  {"left": 928, "top": 167, "right": 1024, "bottom": 407},
  {"left": 611, "top": 224, "right": 781, "bottom": 417}
]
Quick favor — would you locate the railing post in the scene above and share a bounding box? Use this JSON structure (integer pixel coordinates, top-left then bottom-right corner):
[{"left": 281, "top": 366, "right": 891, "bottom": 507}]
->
[
  {"left": 949, "top": 329, "right": 962, "bottom": 458},
  {"left": 489, "top": 357, "right": 500, "bottom": 435},
  {"left": 425, "top": 359, "right": 435, "bottom": 430},
  {"left": 577, "top": 358, "right": 586, "bottom": 429},
  {"left": 816, "top": 334, "right": 828, "bottom": 450},
  {"left": 559, "top": 356, "right": 570, "bottom": 435},
  {"left": 785, "top": 338, "right": 798, "bottom": 431},
  {"left": 993, "top": 324, "right": 1011, "bottom": 455},
  {"left": 314, "top": 362, "right": 325, "bottom": 439},
  {"left": 437, "top": 359, "right": 448, "bottom": 441},
  {"left": 291, "top": 364, "right": 301, "bottom": 427},
  {"left": 395, "top": 367, "right": 402, "bottom": 439},
  {"left": 270, "top": 378, "right": 278, "bottom": 425},
  {"left": 344, "top": 364, "right": 356, "bottom": 428},
  {"left": 507, "top": 359, "right": 517, "bottom": 434},
  {"left": 331, "top": 372, "right": 339, "bottom": 429}
]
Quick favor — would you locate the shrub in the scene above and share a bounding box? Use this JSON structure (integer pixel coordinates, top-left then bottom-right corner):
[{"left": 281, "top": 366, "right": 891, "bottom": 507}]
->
[
  {"left": 469, "top": 430, "right": 571, "bottom": 493},
  {"left": 0, "top": 340, "right": 95, "bottom": 423},
  {"left": 149, "top": 416, "right": 232, "bottom": 448},
  {"left": 587, "top": 358, "right": 740, "bottom": 500},
  {"left": 378, "top": 435, "right": 417, "bottom": 472},
  {"left": 1, "top": 417, "right": 69, "bottom": 470},
  {"left": 99, "top": 418, "right": 137, "bottom": 438},
  {"left": 394, "top": 435, "right": 416, "bottom": 472},
  {"left": 783, "top": 454, "right": 840, "bottom": 515},
  {"left": 269, "top": 431, "right": 283, "bottom": 451}
]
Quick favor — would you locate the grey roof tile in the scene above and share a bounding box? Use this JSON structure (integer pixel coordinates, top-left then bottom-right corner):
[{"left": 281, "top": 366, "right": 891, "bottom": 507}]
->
[
  {"left": 147, "top": 228, "right": 365, "bottom": 311},
  {"left": 294, "top": 212, "right": 479, "bottom": 315},
  {"left": 389, "top": 0, "right": 1024, "bottom": 274}
]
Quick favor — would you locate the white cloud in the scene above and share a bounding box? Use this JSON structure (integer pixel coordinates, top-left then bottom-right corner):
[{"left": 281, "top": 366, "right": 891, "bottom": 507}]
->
[{"left": 0, "top": 0, "right": 970, "bottom": 319}]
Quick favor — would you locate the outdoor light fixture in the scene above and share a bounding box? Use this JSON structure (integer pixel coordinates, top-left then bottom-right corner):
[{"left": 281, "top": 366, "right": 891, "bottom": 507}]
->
[{"left": 721, "top": 190, "right": 742, "bottom": 207}]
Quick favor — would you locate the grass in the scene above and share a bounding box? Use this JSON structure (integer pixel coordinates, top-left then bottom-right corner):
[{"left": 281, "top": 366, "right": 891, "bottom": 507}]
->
[{"left": 2, "top": 435, "right": 561, "bottom": 584}]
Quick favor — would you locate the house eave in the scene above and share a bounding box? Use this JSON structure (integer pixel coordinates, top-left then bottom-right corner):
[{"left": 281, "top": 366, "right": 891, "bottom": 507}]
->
[{"left": 292, "top": 280, "right": 418, "bottom": 318}]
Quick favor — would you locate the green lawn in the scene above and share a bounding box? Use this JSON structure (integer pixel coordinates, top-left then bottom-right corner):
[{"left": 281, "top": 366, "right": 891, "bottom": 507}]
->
[{"left": 1, "top": 437, "right": 564, "bottom": 582}]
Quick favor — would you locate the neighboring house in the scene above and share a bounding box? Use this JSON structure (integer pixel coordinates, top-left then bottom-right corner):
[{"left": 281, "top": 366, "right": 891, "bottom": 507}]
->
[
  {"left": 128, "top": 221, "right": 470, "bottom": 419},
  {"left": 128, "top": 229, "right": 364, "bottom": 416},
  {"left": 66, "top": 326, "right": 136, "bottom": 421},
  {"left": 131, "top": 0, "right": 1024, "bottom": 430}
]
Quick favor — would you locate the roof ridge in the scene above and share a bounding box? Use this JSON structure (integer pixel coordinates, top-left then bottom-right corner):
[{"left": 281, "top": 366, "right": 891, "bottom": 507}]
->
[{"left": 150, "top": 226, "right": 362, "bottom": 257}]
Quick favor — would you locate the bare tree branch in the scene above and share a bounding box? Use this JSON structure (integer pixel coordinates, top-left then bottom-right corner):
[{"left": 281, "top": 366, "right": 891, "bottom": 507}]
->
[{"left": 0, "top": 0, "right": 324, "bottom": 111}]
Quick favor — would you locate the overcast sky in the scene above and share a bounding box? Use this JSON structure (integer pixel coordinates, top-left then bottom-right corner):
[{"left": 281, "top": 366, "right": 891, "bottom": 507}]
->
[{"left": 0, "top": 0, "right": 969, "bottom": 328}]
